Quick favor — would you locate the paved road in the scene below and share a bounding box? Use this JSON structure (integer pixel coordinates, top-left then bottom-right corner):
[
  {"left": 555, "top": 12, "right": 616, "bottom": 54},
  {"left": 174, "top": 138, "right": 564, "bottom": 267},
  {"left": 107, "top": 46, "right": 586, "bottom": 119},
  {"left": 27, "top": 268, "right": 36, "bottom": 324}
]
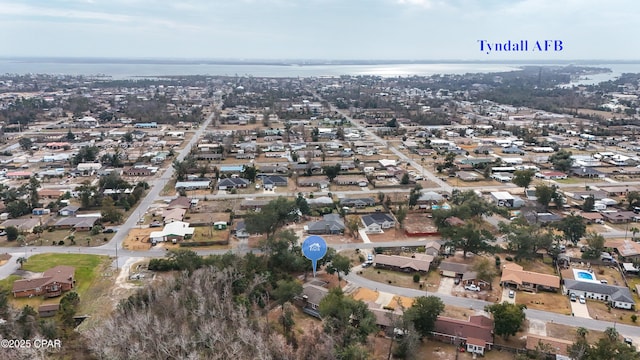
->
[
  {"left": 97, "top": 106, "right": 218, "bottom": 258},
  {"left": 344, "top": 271, "right": 640, "bottom": 339}
]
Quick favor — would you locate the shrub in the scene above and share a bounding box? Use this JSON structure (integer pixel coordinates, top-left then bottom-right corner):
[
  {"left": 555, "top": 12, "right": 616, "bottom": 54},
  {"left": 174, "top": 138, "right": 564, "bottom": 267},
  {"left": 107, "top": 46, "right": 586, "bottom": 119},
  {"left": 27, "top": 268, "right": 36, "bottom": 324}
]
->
[
  {"left": 103, "top": 237, "right": 108, "bottom": 242},
  {"left": 358, "top": 254, "right": 365, "bottom": 263},
  {"left": 413, "top": 274, "right": 420, "bottom": 283},
  {"left": 505, "top": 256, "right": 513, "bottom": 262},
  {"left": 58, "top": 240, "right": 65, "bottom": 246},
  {"left": 632, "top": 314, "right": 637, "bottom": 323}
]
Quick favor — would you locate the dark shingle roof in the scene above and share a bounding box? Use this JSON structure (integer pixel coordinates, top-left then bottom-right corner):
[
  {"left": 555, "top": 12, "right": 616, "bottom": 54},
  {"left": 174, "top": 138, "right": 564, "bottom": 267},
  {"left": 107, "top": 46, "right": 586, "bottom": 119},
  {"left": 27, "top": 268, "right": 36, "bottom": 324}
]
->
[{"left": 564, "top": 279, "right": 634, "bottom": 303}]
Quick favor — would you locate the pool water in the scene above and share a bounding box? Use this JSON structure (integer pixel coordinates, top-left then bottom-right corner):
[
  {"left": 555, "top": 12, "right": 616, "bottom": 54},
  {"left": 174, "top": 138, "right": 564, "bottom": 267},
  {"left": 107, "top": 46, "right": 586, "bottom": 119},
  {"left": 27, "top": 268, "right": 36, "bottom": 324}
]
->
[{"left": 577, "top": 271, "right": 594, "bottom": 280}]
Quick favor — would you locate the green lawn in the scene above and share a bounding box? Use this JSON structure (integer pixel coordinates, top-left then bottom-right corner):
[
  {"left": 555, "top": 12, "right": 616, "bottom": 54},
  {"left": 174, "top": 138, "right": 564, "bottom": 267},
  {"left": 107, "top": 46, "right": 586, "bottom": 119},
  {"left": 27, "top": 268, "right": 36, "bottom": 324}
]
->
[{"left": 0, "top": 254, "right": 112, "bottom": 310}]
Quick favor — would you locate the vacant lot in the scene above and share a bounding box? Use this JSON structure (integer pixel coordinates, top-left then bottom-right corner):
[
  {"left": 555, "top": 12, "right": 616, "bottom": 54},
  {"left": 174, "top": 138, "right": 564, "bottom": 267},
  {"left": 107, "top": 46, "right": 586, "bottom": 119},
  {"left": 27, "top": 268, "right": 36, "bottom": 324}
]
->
[
  {"left": 517, "top": 291, "right": 572, "bottom": 315},
  {"left": 123, "top": 228, "right": 155, "bottom": 250},
  {"left": 358, "top": 267, "right": 440, "bottom": 291},
  {"left": 546, "top": 322, "right": 604, "bottom": 344}
]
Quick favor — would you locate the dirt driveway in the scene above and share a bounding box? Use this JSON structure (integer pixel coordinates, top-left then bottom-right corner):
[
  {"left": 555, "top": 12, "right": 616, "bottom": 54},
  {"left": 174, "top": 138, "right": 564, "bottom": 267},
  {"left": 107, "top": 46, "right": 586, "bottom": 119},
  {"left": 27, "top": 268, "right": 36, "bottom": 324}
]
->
[{"left": 437, "top": 277, "right": 455, "bottom": 295}]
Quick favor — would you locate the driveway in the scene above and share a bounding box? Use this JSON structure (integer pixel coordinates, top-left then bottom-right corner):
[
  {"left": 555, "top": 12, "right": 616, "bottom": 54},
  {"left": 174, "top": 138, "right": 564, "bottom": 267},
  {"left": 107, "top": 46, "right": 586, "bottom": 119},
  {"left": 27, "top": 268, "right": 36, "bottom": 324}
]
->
[
  {"left": 437, "top": 277, "right": 456, "bottom": 295},
  {"left": 501, "top": 288, "right": 515, "bottom": 304},
  {"left": 570, "top": 299, "right": 591, "bottom": 318}
]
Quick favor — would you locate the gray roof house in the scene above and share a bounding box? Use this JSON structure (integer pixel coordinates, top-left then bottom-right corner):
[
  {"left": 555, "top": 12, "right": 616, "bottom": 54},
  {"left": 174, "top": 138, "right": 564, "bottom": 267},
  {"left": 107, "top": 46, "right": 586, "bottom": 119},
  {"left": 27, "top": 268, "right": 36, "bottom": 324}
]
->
[
  {"left": 564, "top": 279, "right": 635, "bottom": 310},
  {"left": 297, "top": 283, "right": 329, "bottom": 318},
  {"left": 339, "top": 197, "right": 376, "bottom": 208},
  {"left": 361, "top": 213, "right": 395, "bottom": 233},
  {"left": 217, "top": 177, "right": 250, "bottom": 190},
  {"left": 306, "top": 214, "right": 345, "bottom": 235}
]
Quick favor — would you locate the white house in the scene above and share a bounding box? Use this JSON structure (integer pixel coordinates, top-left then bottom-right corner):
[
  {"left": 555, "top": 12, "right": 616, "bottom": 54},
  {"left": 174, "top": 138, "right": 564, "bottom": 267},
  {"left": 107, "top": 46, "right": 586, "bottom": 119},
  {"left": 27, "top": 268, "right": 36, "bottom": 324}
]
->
[
  {"left": 149, "top": 221, "right": 195, "bottom": 244},
  {"left": 564, "top": 279, "right": 634, "bottom": 310},
  {"left": 361, "top": 213, "right": 395, "bottom": 233}
]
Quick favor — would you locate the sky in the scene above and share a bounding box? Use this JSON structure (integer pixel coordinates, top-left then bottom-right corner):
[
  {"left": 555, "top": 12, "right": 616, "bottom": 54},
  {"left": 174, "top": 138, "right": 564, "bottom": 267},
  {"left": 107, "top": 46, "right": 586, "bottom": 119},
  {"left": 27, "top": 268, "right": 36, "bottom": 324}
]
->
[{"left": 0, "top": 0, "right": 638, "bottom": 60}]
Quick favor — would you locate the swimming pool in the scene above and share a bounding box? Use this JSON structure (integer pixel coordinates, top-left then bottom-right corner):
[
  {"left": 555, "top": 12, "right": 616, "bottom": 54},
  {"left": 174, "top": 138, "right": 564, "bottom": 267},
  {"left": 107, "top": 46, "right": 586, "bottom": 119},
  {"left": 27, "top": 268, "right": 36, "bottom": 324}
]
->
[{"left": 572, "top": 269, "right": 599, "bottom": 283}]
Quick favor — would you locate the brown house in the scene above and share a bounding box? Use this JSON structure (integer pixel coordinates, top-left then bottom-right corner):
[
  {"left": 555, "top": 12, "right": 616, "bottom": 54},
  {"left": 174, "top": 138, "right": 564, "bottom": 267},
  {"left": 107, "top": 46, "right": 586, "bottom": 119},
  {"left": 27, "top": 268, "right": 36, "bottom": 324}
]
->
[
  {"left": 38, "top": 189, "right": 64, "bottom": 199},
  {"left": 38, "top": 303, "right": 60, "bottom": 317},
  {"left": 601, "top": 211, "right": 636, "bottom": 224},
  {"left": 500, "top": 263, "right": 560, "bottom": 292},
  {"left": 374, "top": 254, "right": 434, "bottom": 273},
  {"left": 432, "top": 315, "right": 494, "bottom": 356},
  {"left": 12, "top": 266, "right": 75, "bottom": 298}
]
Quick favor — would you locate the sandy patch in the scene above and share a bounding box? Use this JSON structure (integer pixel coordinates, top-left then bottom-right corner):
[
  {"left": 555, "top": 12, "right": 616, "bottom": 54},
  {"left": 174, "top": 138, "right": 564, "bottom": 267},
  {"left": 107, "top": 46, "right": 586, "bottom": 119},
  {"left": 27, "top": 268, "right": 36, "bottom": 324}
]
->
[
  {"left": 528, "top": 318, "right": 547, "bottom": 336},
  {"left": 352, "top": 287, "right": 379, "bottom": 302},
  {"left": 375, "top": 291, "right": 395, "bottom": 307},
  {"left": 387, "top": 295, "right": 414, "bottom": 309},
  {"left": 123, "top": 228, "right": 155, "bottom": 250}
]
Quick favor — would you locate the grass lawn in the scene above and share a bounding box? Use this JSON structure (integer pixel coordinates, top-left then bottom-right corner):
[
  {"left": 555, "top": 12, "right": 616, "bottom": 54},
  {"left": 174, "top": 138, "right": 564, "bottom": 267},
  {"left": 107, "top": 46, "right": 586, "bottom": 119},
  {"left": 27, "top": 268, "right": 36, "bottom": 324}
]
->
[
  {"left": 516, "top": 291, "right": 572, "bottom": 315},
  {"left": 33, "top": 229, "right": 115, "bottom": 247},
  {"left": 1, "top": 254, "right": 112, "bottom": 311}
]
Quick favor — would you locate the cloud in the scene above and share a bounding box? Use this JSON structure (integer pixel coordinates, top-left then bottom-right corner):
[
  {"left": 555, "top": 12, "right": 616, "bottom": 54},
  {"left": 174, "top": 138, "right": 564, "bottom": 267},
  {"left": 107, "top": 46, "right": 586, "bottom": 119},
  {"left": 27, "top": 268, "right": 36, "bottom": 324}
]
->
[{"left": 394, "top": 0, "right": 434, "bottom": 8}]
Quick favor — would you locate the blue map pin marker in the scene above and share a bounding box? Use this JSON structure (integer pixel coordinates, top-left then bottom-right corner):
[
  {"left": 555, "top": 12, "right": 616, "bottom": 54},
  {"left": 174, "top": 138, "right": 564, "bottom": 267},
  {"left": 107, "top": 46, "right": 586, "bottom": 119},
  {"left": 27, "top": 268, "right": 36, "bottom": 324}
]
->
[{"left": 302, "top": 235, "right": 328, "bottom": 277}]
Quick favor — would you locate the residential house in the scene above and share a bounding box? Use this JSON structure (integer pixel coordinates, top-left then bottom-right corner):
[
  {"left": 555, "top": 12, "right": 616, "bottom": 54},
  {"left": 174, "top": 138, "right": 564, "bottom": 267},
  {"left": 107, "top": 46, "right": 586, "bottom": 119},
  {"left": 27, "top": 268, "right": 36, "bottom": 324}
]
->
[
  {"left": 32, "top": 208, "right": 50, "bottom": 216},
  {"left": 306, "top": 214, "right": 345, "bottom": 235},
  {"left": 523, "top": 211, "right": 563, "bottom": 225},
  {"left": 297, "top": 283, "right": 328, "bottom": 318},
  {"left": 234, "top": 220, "right": 249, "bottom": 239},
  {"left": 58, "top": 205, "right": 80, "bottom": 217},
  {"left": 54, "top": 216, "right": 100, "bottom": 231},
  {"left": 439, "top": 261, "right": 471, "bottom": 278},
  {"left": 570, "top": 167, "right": 605, "bottom": 179},
  {"left": 124, "top": 167, "right": 152, "bottom": 176},
  {"left": 432, "top": 315, "right": 494, "bottom": 356},
  {"left": 166, "top": 196, "right": 191, "bottom": 210},
  {"left": 339, "top": 197, "right": 376, "bottom": 208},
  {"left": 601, "top": 211, "right": 636, "bottom": 224},
  {"left": 240, "top": 199, "right": 270, "bottom": 211},
  {"left": 5, "top": 171, "right": 31, "bottom": 179},
  {"left": 217, "top": 177, "right": 249, "bottom": 190},
  {"left": 262, "top": 175, "right": 288, "bottom": 189},
  {"left": 38, "top": 189, "right": 64, "bottom": 199},
  {"left": 456, "top": 171, "right": 481, "bottom": 182},
  {"left": 149, "top": 221, "right": 195, "bottom": 244},
  {"left": 334, "top": 175, "right": 368, "bottom": 187},
  {"left": 77, "top": 163, "right": 102, "bottom": 176},
  {"left": 0, "top": 218, "right": 40, "bottom": 233},
  {"left": 175, "top": 180, "right": 211, "bottom": 191},
  {"left": 563, "top": 279, "right": 634, "bottom": 309},
  {"left": 500, "top": 263, "right": 560, "bottom": 292},
  {"left": 162, "top": 208, "right": 186, "bottom": 224},
  {"left": 416, "top": 191, "right": 444, "bottom": 209},
  {"left": 605, "top": 239, "right": 640, "bottom": 259},
  {"left": 361, "top": 213, "right": 396, "bottom": 233},
  {"left": 490, "top": 192, "right": 524, "bottom": 208},
  {"left": 599, "top": 186, "right": 639, "bottom": 197},
  {"left": 535, "top": 171, "right": 568, "bottom": 180},
  {"left": 374, "top": 254, "right": 434, "bottom": 273},
  {"left": 424, "top": 241, "right": 442, "bottom": 257},
  {"left": 12, "top": 266, "right": 75, "bottom": 298}
]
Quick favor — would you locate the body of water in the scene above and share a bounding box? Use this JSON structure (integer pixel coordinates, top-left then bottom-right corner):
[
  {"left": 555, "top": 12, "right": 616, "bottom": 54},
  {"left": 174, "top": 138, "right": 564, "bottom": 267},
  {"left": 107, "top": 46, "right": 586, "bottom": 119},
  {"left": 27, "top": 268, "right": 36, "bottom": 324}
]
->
[{"left": 1, "top": 59, "right": 640, "bottom": 83}]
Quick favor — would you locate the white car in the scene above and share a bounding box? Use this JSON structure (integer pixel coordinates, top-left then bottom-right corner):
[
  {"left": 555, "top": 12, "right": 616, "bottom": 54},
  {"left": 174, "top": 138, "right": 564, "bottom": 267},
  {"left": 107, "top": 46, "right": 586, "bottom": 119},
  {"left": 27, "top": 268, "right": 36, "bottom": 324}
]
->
[
  {"left": 464, "top": 284, "right": 480, "bottom": 292},
  {"left": 579, "top": 295, "right": 586, "bottom": 304}
]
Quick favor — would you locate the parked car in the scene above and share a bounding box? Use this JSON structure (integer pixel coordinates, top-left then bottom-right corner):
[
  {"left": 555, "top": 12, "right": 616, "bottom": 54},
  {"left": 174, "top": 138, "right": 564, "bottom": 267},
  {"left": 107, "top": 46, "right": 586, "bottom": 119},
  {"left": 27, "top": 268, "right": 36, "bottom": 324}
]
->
[
  {"left": 508, "top": 290, "right": 515, "bottom": 298},
  {"left": 464, "top": 284, "right": 480, "bottom": 292},
  {"left": 570, "top": 293, "right": 577, "bottom": 302},
  {"left": 600, "top": 279, "right": 608, "bottom": 284},
  {"left": 0, "top": 231, "right": 6, "bottom": 236},
  {"left": 102, "top": 228, "right": 115, "bottom": 234},
  {"left": 579, "top": 295, "right": 586, "bottom": 304}
]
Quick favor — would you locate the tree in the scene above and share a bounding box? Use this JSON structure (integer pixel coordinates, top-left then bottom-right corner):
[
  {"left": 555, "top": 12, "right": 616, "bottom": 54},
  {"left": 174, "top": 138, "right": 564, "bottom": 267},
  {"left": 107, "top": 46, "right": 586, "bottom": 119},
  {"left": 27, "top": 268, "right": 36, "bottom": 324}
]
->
[
  {"left": 245, "top": 197, "right": 299, "bottom": 239},
  {"left": 66, "top": 129, "right": 76, "bottom": 141},
  {"left": 499, "top": 221, "right": 554, "bottom": 260},
  {"left": 512, "top": 169, "right": 535, "bottom": 193},
  {"left": 626, "top": 191, "right": 640, "bottom": 210},
  {"left": 472, "top": 258, "right": 497, "bottom": 288},
  {"left": 326, "top": 254, "right": 351, "bottom": 284},
  {"left": 60, "top": 291, "right": 80, "bottom": 328},
  {"left": 322, "top": 164, "right": 341, "bottom": 182},
  {"left": 101, "top": 197, "right": 124, "bottom": 224},
  {"left": 18, "top": 137, "right": 33, "bottom": 151},
  {"left": 5, "top": 226, "right": 19, "bottom": 241},
  {"left": 631, "top": 227, "right": 640, "bottom": 241},
  {"left": 404, "top": 296, "right": 445, "bottom": 338},
  {"left": 75, "top": 181, "right": 98, "bottom": 208},
  {"left": 441, "top": 223, "right": 496, "bottom": 258},
  {"left": 242, "top": 165, "right": 258, "bottom": 182},
  {"left": 549, "top": 149, "right": 573, "bottom": 172},
  {"left": 485, "top": 302, "right": 526, "bottom": 339},
  {"left": 27, "top": 176, "right": 40, "bottom": 209},
  {"left": 535, "top": 184, "right": 554, "bottom": 210},
  {"left": 16, "top": 256, "right": 27, "bottom": 269},
  {"left": 395, "top": 205, "right": 407, "bottom": 229},
  {"left": 400, "top": 173, "right": 410, "bottom": 185},
  {"left": 167, "top": 249, "right": 202, "bottom": 275},
  {"left": 272, "top": 279, "right": 302, "bottom": 305},
  {"left": 583, "top": 196, "right": 595, "bottom": 212},
  {"left": 32, "top": 225, "right": 44, "bottom": 238},
  {"left": 6, "top": 200, "right": 30, "bottom": 218},
  {"left": 296, "top": 193, "right": 311, "bottom": 216},
  {"left": 346, "top": 217, "right": 360, "bottom": 239},
  {"left": 319, "top": 287, "right": 377, "bottom": 353},
  {"left": 583, "top": 232, "right": 605, "bottom": 259},
  {"left": 408, "top": 184, "right": 423, "bottom": 209},
  {"left": 555, "top": 213, "right": 587, "bottom": 244}
]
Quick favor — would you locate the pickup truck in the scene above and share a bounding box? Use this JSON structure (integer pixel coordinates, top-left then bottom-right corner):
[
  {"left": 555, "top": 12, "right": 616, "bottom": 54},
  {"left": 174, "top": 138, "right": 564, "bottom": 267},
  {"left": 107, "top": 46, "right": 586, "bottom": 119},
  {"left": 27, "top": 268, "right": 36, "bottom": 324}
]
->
[{"left": 464, "top": 284, "right": 480, "bottom": 292}]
